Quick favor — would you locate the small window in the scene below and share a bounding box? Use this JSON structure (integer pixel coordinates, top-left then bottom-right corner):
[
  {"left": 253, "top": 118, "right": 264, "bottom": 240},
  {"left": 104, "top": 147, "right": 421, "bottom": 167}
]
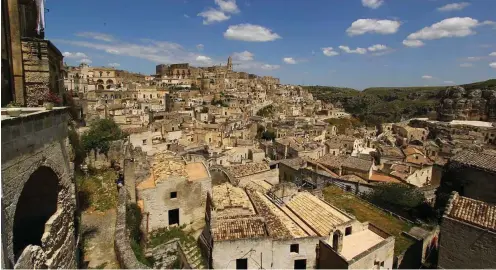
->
[
  {"left": 345, "top": 226, "right": 352, "bottom": 236},
  {"left": 290, "top": 244, "right": 299, "bottom": 253},
  {"left": 170, "top": 192, "right": 177, "bottom": 199},
  {"left": 236, "top": 258, "right": 247, "bottom": 270},
  {"left": 380, "top": 261, "right": 385, "bottom": 267}
]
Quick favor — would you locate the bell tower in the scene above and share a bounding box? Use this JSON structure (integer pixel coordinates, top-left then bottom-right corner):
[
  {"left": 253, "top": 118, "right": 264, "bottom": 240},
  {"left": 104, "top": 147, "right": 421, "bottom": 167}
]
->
[{"left": 227, "top": 56, "right": 233, "bottom": 71}]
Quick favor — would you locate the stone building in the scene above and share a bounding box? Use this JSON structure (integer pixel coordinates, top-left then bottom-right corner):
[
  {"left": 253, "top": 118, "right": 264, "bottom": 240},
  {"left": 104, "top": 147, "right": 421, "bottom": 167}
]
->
[
  {"left": 136, "top": 154, "right": 212, "bottom": 232},
  {"left": 2, "top": 0, "right": 64, "bottom": 107},
  {"left": 1, "top": 108, "right": 77, "bottom": 268},
  {"left": 437, "top": 150, "right": 496, "bottom": 205},
  {"left": 438, "top": 192, "right": 496, "bottom": 269},
  {"left": 200, "top": 184, "right": 395, "bottom": 269}
]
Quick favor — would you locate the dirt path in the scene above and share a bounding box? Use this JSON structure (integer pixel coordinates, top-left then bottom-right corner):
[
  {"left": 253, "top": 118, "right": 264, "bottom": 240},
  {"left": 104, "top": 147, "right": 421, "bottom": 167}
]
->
[{"left": 81, "top": 209, "right": 120, "bottom": 269}]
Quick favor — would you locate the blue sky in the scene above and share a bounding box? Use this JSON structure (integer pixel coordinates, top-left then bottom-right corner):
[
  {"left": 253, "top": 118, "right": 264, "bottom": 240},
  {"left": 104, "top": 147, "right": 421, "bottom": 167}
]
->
[{"left": 48, "top": 0, "right": 496, "bottom": 89}]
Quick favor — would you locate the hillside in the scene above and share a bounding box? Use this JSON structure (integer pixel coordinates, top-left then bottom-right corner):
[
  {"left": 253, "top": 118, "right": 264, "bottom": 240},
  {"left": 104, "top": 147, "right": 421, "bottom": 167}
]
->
[{"left": 305, "top": 79, "right": 496, "bottom": 126}]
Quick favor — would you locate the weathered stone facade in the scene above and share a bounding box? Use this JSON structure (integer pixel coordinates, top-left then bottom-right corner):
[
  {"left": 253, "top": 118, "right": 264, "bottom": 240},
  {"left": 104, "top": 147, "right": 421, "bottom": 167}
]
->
[{"left": 1, "top": 108, "right": 77, "bottom": 268}]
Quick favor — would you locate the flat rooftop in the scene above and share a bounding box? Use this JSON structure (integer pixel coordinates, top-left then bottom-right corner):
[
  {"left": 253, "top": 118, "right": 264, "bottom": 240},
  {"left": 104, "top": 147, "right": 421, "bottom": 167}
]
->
[
  {"left": 340, "top": 229, "right": 384, "bottom": 261},
  {"left": 185, "top": 162, "right": 209, "bottom": 181}
]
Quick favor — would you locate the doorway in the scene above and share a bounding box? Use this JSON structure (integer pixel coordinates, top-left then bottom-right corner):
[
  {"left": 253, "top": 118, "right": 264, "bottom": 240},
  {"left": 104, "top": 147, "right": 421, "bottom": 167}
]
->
[
  {"left": 168, "top": 208, "right": 179, "bottom": 225},
  {"left": 294, "top": 259, "right": 306, "bottom": 269}
]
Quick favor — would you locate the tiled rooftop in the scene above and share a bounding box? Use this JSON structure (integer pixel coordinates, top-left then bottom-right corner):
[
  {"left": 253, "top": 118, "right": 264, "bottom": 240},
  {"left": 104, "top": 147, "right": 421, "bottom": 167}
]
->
[
  {"left": 318, "top": 154, "right": 372, "bottom": 172},
  {"left": 212, "top": 218, "right": 267, "bottom": 241},
  {"left": 249, "top": 191, "right": 309, "bottom": 239},
  {"left": 450, "top": 150, "right": 496, "bottom": 173},
  {"left": 448, "top": 193, "right": 496, "bottom": 231},
  {"left": 279, "top": 157, "right": 307, "bottom": 170},
  {"left": 285, "top": 192, "right": 352, "bottom": 236},
  {"left": 137, "top": 153, "right": 186, "bottom": 189},
  {"left": 212, "top": 183, "right": 256, "bottom": 218},
  {"left": 369, "top": 172, "right": 402, "bottom": 183},
  {"left": 224, "top": 162, "right": 270, "bottom": 178}
]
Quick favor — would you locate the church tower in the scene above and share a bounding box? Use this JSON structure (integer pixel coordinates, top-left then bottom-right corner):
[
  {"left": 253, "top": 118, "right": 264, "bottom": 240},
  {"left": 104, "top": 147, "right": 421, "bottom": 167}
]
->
[{"left": 227, "top": 56, "right": 233, "bottom": 71}]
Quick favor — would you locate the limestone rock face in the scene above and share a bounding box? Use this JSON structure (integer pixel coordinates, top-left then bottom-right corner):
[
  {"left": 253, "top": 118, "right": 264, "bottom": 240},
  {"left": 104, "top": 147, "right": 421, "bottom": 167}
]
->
[{"left": 437, "top": 86, "right": 496, "bottom": 122}]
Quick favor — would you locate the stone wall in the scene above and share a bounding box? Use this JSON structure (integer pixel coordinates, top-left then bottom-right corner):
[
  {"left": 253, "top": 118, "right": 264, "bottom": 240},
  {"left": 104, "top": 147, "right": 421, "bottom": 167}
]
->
[
  {"left": 438, "top": 216, "right": 496, "bottom": 269},
  {"left": 1, "top": 108, "right": 77, "bottom": 269},
  {"left": 21, "top": 39, "right": 63, "bottom": 107},
  {"left": 114, "top": 187, "right": 149, "bottom": 269}
]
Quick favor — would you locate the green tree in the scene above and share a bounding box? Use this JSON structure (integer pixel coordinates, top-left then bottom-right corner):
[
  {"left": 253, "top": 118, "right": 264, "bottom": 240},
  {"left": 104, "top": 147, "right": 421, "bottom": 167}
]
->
[
  {"left": 81, "top": 119, "right": 126, "bottom": 155},
  {"left": 261, "top": 130, "right": 276, "bottom": 141},
  {"left": 365, "top": 183, "right": 425, "bottom": 211}
]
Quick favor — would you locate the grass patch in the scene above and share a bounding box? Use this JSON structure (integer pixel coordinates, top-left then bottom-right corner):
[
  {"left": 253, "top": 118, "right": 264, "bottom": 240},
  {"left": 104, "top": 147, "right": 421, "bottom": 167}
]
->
[
  {"left": 76, "top": 169, "right": 118, "bottom": 212},
  {"left": 148, "top": 225, "right": 196, "bottom": 248},
  {"left": 130, "top": 239, "right": 153, "bottom": 267},
  {"left": 323, "top": 186, "right": 415, "bottom": 256}
]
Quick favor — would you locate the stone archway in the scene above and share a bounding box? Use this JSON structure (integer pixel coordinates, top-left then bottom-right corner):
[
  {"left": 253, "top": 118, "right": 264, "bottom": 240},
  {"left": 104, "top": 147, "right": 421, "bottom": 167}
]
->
[{"left": 13, "top": 166, "right": 60, "bottom": 261}]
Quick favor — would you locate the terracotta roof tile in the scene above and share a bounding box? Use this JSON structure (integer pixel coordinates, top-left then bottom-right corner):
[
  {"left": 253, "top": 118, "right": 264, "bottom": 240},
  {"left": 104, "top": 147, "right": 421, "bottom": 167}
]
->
[
  {"left": 448, "top": 194, "right": 496, "bottom": 231},
  {"left": 212, "top": 218, "right": 267, "bottom": 241},
  {"left": 450, "top": 151, "right": 496, "bottom": 173}
]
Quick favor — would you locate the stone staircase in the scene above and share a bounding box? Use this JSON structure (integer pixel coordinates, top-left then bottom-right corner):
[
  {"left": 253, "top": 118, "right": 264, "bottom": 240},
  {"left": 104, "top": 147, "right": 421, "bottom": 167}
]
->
[{"left": 181, "top": 241, "right": 206, "bottom": 269}]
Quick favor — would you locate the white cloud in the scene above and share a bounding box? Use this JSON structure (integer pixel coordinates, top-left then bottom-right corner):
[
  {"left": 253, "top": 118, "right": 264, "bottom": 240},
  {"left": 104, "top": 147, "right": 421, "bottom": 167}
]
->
[
  {"left": 224, "top": 24, "right": 281, "bottom": 42},
  {"left": 198, "top": 0, "right": 239, "bottom": 25},
  {"left": 362, "top": 0, "right": 384, "bottom": 9},
  {"left": 422, "top": 75, "right": 433, "bottom": 79},
  {"left": 459, "top": 63, "right": 473, "bottom": 67},
  {"left": 339, "top": 45, "right": 367, "bottom": 54},
  {"left": 283, "top": 57, "right": 297, "bottom": 64},
  {"left": 260, "top": 64, "right": 280, "bottom": 70},
  {"left": 108, "top": 63, "right": 120, "bottom": 67},
  {"left": 466, "top": 56, "right": 482, "bottom": 61},
  {"left": 490, "top": 62, "right": 496, "bottom": 69},
  {"left": 322, "top": 47, "right": 339, "bottom": 57},
  {"left": 196, "top": 55, "right": 212, "bottom": 63},
  {"left": 367, "top": 44, "right": 388, "bottom": 52},
  {"left": 406, "top": 17, "right": 491, "bottom": 41},
  {"left": 62, "top": 52, "right": 88, "bottom": 58},
  {"left": 444, "top": 80, "right": 455, "bottom": 84},
  {"left": 346, "top": 19, "right": 401, "bottom": 36},
  {"left": 233, "top": 51, "right": 254, "bottom": 61},
  {"left": 403, "top": 39, "right": 425, "bottom": 47},
  {"left": 76, "top": 32, "right": 114, "bottom": 42},
  {"left": 438, "top": 2, "right": 470, "bottom": 12},
  {"left": 196, "top": 44, "right": 204, "bottom": 51},
  {"left": 490, "top": 52, "right": 496, "bottom": 56},
  {"left": 198, "top": 8, "right": 230, "bottom": 25},
  {"left": 105, "top": 49, "right": 119, "bottom": 54},
  {"left": 184, "top": 14, "right": 190, "bottom": 18},
  {"left": 215, "top": 0, "right": 239, "bottom": 13},
  {"left": 79, "top": 58, "right": 92, "bottom": 64},
  {"left": 55, "top": 38, "right": 219, "bottom": 67}
]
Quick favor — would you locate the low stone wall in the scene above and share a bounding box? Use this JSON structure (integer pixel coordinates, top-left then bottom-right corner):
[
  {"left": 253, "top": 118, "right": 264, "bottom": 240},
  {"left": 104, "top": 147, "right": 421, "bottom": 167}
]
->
[
  {"left": 114, "top": 187, "right": 149, "bottom": 269},
  {"left": 148, "top": 239, "right": 191, "bottom": 269}
]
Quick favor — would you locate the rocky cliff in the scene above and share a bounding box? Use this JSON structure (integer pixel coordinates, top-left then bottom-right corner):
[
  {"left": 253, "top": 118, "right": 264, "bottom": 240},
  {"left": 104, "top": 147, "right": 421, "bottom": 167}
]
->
[{"left": 437, "top": 86, "right": 496, "bottom": 122}]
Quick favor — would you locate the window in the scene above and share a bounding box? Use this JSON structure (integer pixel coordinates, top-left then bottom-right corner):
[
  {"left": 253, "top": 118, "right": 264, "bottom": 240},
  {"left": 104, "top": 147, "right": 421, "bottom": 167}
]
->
[
  {"left": 168, "top": 209, "right": 179, "bottom": 225},
  {"left": 170, "top": 192, "right": 177, "bottom": 199},
  {"left": 236, "top": 258, "right": 247, "bottom": 269},
  {"left": 290, "top": 244, "right": 299, "bottom": 253},
  {"left": 294, "top": 259, "right": 306, "bottom": 269},
  {"left": 345, "top": 226, "right": 352, "bottom": 236},
  {"left": 380, "top": 261, "right": 385, "bottom": 267}
]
